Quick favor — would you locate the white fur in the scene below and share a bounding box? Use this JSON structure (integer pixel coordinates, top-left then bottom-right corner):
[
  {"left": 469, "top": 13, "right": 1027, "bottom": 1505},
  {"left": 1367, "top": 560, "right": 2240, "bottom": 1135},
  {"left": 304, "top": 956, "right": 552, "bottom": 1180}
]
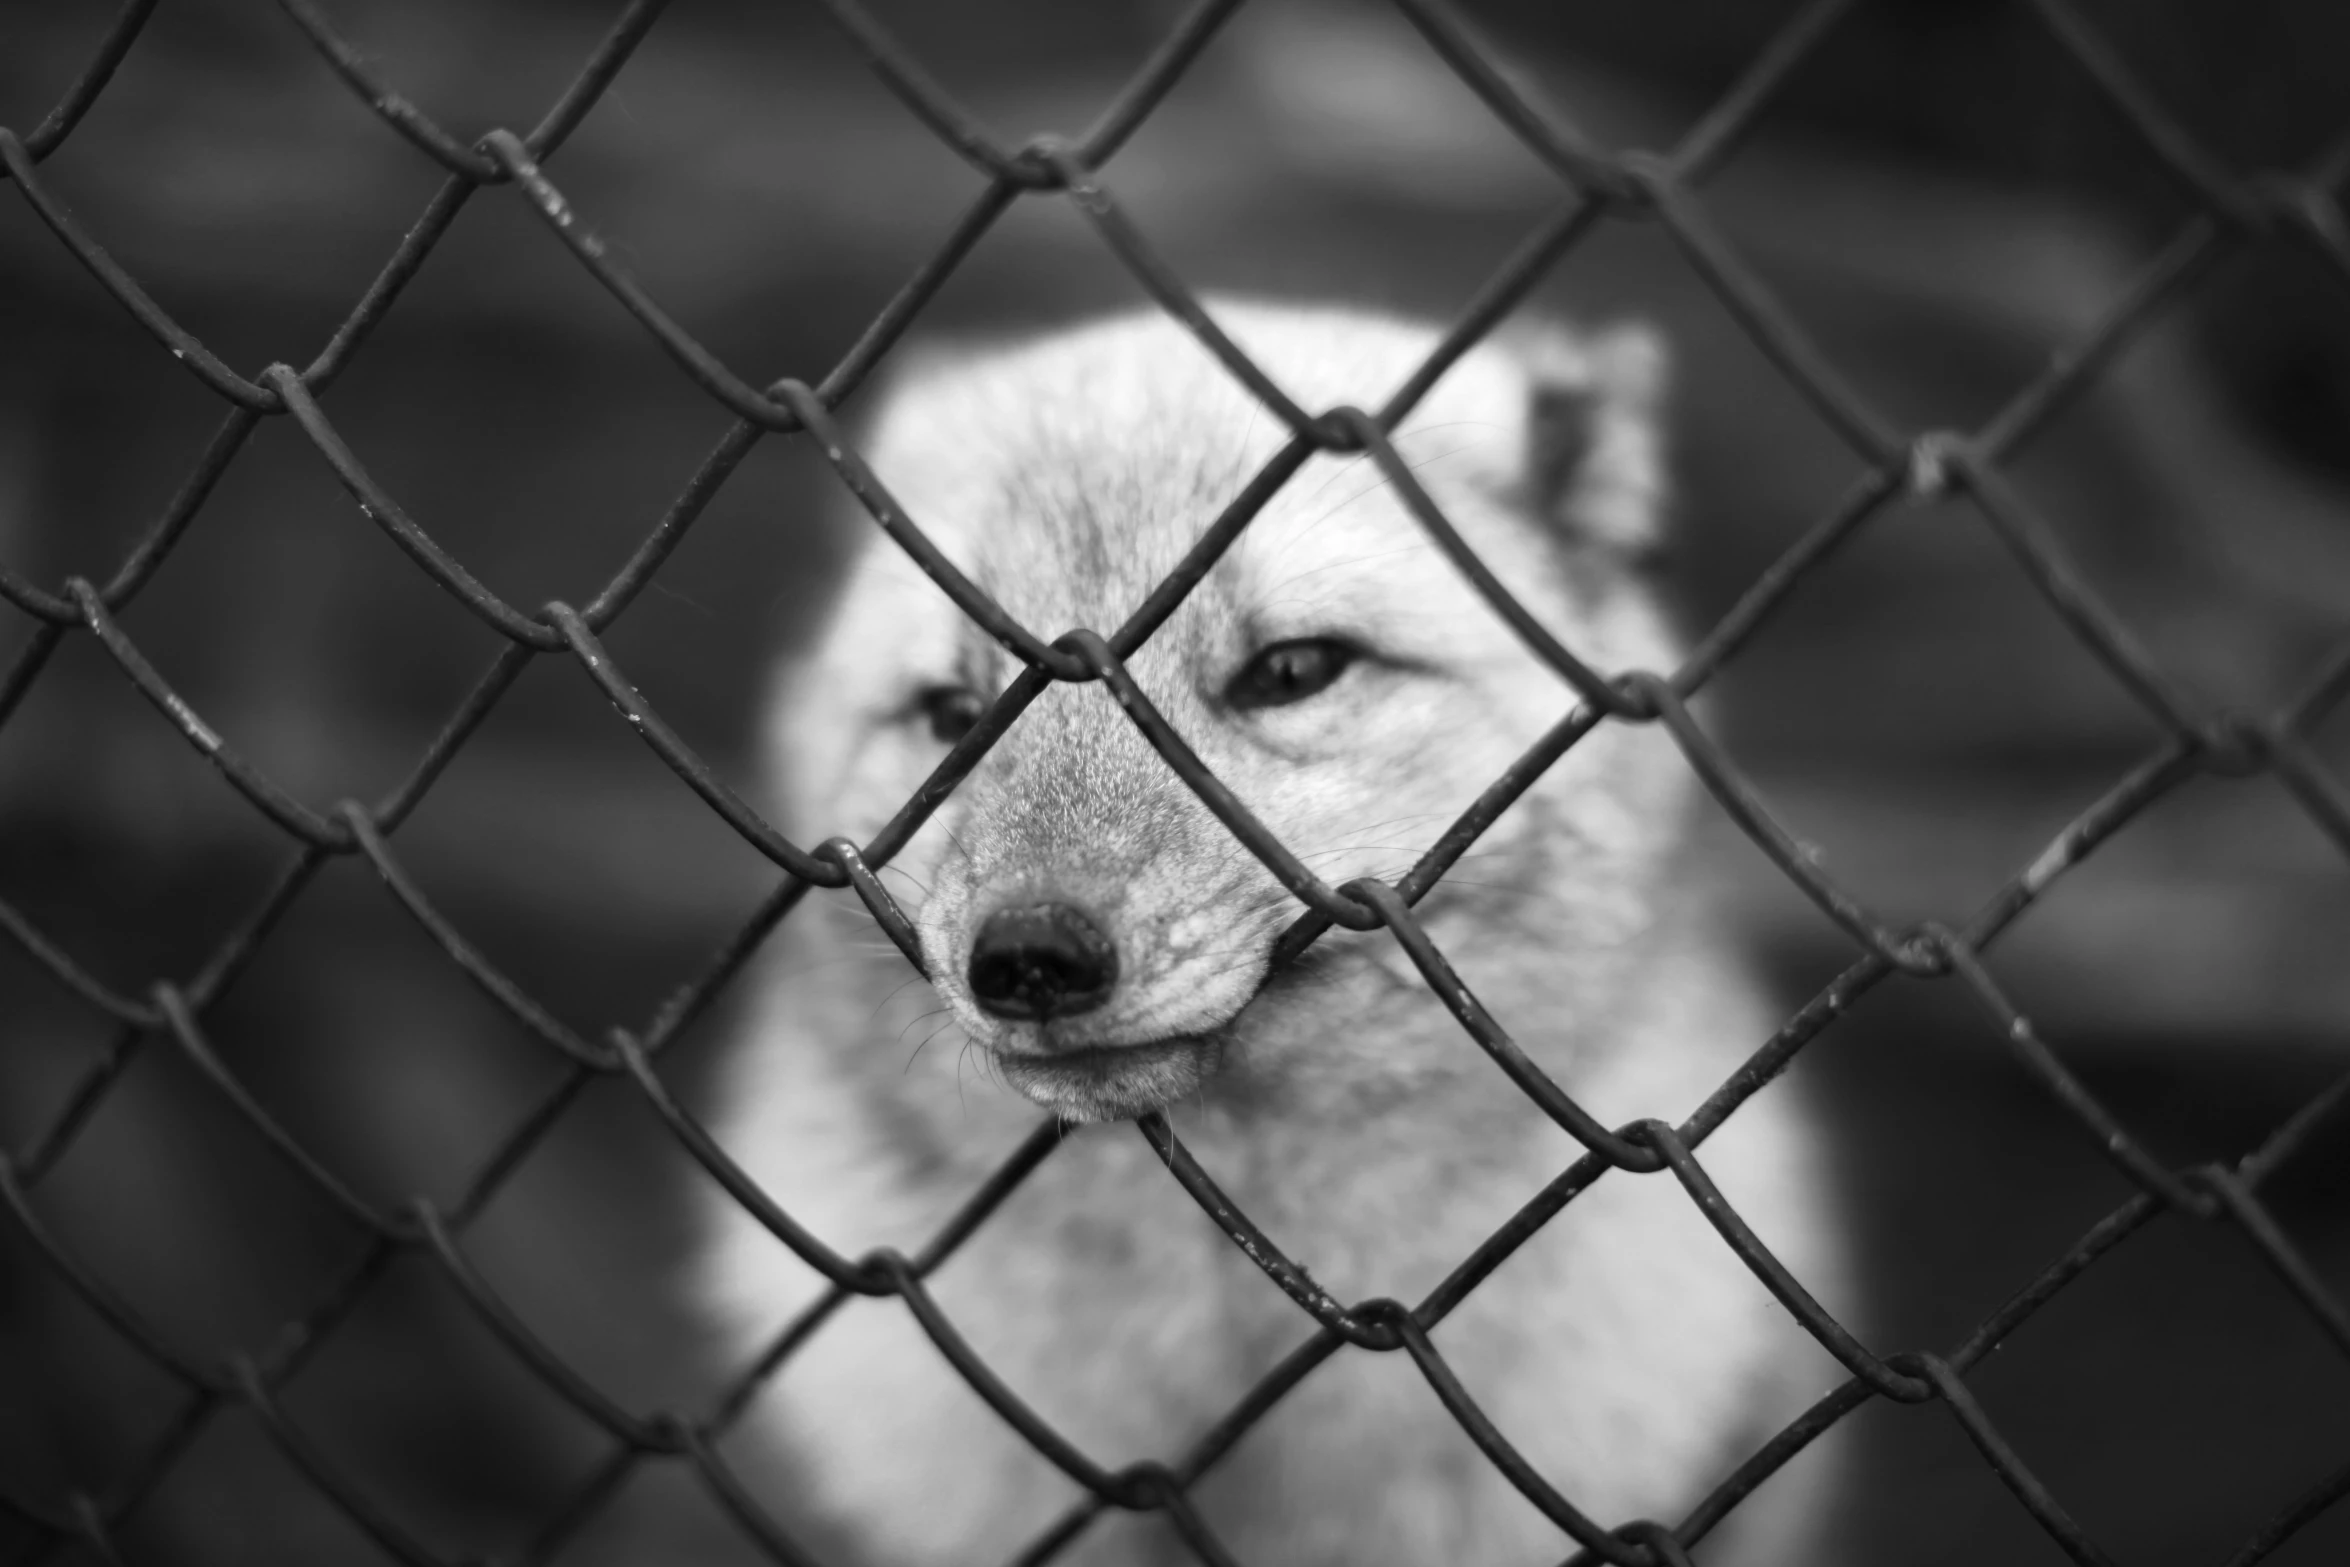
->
[{"left": 700, "top": 301, "right": 1847, "bottom": 1564}]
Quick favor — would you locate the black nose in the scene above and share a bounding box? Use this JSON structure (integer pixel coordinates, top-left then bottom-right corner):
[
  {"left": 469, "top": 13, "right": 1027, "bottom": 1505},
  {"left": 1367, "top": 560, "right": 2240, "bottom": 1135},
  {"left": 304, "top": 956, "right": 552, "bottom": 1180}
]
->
[{"left": 967, "top": 902, "right": 1119, "bottom": 1021}]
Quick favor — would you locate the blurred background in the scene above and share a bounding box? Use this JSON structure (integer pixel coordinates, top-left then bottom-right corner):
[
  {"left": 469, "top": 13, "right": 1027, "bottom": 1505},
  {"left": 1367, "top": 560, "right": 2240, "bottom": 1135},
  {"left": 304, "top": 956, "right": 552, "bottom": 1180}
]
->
[{"left": 2, "top": 0, "right": 2348, "bottom": 1562}]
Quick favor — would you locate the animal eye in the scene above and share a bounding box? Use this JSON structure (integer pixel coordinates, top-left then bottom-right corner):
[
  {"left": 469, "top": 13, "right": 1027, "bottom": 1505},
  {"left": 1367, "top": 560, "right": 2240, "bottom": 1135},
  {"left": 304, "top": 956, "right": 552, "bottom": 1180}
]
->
[
  {"left": 917, "top": 687, "right": 988, "bottom": 744},
  {"left": 1226, "top": 639, "right": 1356, "bottom": 711}
]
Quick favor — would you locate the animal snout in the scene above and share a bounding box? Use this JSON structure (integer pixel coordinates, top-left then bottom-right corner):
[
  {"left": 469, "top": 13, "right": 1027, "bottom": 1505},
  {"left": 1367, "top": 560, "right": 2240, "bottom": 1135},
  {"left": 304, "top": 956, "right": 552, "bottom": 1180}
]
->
[{"left": 966, "top": 902, "right": 1119, "bottom": 1021}]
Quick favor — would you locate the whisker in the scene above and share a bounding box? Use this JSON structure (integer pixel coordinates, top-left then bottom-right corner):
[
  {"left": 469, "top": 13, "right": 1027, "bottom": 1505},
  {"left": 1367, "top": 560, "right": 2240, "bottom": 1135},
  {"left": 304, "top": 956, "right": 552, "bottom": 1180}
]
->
[
  {"left": 905, "top": 1014, "right": 961, "bottom": 1072},
  {"left": 896, "top": 1004, "right": 952, "bottom": 1044},
  {"left": 878, "top": 863, "right": 934, "bottom": 898},
  {"left": 1265, "top": 437, "right": 1493, "bottom": 559}
]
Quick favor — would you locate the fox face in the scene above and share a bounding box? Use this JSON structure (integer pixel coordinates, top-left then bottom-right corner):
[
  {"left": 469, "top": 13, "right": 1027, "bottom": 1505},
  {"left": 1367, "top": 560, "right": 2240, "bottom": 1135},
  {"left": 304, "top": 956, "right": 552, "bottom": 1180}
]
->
[
  {"left": 710, "top": 305, "right": 1844, "bottom": 1567},
  {"left": 770, "top": 301, "right": 1692, "bottom": 1127}
]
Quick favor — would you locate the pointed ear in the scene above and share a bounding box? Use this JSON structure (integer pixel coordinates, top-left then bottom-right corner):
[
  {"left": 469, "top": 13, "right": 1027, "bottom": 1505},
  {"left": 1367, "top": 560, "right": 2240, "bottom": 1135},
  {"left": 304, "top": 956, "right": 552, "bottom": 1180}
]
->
[{"left": 1514, "top": 321, "right": 1669, "bottom": 558}]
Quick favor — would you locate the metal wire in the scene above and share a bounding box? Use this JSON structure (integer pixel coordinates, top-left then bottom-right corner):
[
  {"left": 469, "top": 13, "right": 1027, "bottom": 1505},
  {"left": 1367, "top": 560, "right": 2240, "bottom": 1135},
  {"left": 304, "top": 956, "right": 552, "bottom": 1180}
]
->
[{"left": 2, "top": 1, "right": 2348, "bottom": 1564}]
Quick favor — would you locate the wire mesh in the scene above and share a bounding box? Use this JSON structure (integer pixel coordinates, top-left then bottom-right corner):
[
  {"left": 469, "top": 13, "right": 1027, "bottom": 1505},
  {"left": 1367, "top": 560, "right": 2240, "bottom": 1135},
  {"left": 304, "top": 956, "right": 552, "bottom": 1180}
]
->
[{"left": 3, "top": 0, "right": 2349, "bottom": 1563}]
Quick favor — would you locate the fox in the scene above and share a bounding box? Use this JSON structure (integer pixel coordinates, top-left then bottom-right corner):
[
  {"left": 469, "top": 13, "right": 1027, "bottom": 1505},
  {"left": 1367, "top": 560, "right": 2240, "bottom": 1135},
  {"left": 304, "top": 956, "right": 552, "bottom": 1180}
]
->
[{"left": 698, "top": 300, "right": 1847, "bottom": 1566}]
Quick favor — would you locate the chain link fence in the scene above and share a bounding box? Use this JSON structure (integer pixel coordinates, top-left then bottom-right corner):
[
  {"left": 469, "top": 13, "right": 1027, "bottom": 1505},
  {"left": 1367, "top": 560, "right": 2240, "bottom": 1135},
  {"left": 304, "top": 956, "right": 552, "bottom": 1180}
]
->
[{"left": 3, "top": 0, "right": 2348, "bottom": 1562}]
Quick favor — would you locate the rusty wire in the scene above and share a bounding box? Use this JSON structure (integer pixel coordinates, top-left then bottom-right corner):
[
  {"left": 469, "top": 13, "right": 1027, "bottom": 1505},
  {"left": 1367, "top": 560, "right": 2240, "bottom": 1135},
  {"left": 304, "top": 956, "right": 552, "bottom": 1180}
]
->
[{"left": 3, "top": 0, "right": 2349, "bottom": 1563}]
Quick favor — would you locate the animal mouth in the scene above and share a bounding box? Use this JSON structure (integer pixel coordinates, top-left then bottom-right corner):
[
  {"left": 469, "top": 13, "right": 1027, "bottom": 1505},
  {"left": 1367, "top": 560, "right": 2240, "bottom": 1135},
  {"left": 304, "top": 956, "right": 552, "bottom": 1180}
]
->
[{"left": 993, "top": 1034, "right": 1225, "bottom": 1123}]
